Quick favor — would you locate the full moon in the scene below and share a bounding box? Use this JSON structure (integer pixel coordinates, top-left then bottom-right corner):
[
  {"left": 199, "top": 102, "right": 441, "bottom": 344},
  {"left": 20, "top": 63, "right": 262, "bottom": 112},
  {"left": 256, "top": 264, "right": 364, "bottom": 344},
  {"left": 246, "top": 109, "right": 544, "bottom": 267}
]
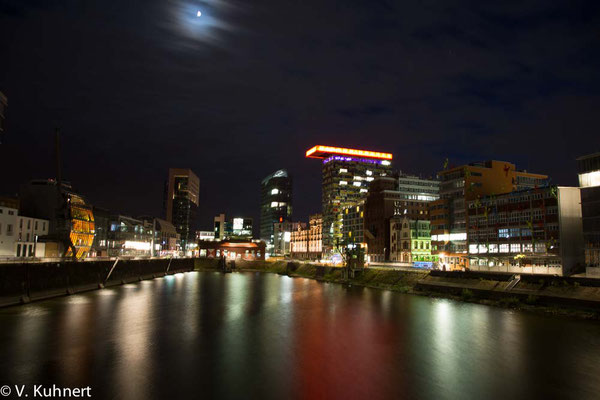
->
[{"left": 196, "top": 11, "right": 202, "bottom": 17}]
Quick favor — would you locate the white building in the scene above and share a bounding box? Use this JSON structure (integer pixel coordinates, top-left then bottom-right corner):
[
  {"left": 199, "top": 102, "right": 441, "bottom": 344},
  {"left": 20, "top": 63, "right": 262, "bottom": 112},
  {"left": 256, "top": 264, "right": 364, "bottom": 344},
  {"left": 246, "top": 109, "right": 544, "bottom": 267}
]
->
[
  {"left": 14, "top": 214, "right": 49, "bottom": 258},
  {"left": 0, "top": 207, "right": 48, "bottom": 259},
  {"left": 0, "top": 206, "right": 17, "bottom": 257}
]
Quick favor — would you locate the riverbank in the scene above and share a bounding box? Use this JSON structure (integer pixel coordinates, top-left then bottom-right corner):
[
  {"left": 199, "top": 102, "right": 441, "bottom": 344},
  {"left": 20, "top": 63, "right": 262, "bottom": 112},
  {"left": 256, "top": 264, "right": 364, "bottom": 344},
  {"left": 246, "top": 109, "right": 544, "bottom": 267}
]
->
[
  {"left": 0, "top": 258, "right": 195, "bottom": 307},
  {"left": 194, "top": 258, "right": 600, "bottom": 320}
]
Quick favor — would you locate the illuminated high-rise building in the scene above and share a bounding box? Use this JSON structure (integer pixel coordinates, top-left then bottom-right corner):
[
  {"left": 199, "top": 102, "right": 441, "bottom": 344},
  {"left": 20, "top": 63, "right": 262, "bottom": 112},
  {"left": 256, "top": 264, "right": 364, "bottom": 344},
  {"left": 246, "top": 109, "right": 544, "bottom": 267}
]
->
[
  {"left": 165, "top": 168, "right": 199, "bottom": 248},
  {"left": 306, "top": 145, "right": 393, "bottom": 253},
  {"left": 260, "top": 169, "right": 292, "bottom": 250}
]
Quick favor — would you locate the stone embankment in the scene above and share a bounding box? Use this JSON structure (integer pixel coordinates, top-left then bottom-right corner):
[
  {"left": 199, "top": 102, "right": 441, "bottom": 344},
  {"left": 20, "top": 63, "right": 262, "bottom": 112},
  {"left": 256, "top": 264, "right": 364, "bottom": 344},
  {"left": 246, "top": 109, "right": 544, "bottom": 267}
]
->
[
  {"left": 0, "top": 258, "right": 194, "bottom": 307},
  {"left": 195, "top": 258, "right": 600, "bottom": 318}
]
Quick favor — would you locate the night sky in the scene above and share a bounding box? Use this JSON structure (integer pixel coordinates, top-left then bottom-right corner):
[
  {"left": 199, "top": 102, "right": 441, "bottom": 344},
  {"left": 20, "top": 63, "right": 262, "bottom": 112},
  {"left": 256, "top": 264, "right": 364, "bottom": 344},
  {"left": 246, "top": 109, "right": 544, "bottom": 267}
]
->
[{"left": 1, "top": 0, "right": 599, "bottom": 231}]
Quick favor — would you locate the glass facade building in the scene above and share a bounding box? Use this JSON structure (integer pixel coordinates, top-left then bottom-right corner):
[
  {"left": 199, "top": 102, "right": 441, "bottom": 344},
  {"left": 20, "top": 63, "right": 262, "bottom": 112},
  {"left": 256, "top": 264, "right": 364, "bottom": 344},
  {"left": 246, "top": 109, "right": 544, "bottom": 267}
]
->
[
  {"left": 165, "top": 168, "right": 199, "bottom": 249},
  {"left": 306, "top": 146, "right": 393, "bottom": 254},
  {"left": 260, "top": 169, "right": 292, "bottom": 249},
  {"left": 577, "top": 153, "right": 600, "bottom": 269}
]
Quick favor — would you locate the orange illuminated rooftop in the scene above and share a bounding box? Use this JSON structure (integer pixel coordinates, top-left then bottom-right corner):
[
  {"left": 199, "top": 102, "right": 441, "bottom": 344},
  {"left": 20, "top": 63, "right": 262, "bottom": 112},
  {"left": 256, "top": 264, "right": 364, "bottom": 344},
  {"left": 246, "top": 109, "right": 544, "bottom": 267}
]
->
[{"left": 306, "top": 145, "right": 393, "bottom": 160}]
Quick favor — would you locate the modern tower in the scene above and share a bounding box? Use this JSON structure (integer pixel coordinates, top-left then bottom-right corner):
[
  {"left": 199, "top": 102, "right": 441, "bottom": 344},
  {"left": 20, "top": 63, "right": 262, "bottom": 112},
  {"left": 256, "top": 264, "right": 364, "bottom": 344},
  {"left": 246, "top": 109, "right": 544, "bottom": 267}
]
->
[
  {"left": 165, "top": 168, "right": 199, "bottom": 249},
  {"left": 306, "top": 145, "right": 393, "bottom": 254},
  {"left": 260, "top": 169, "right": 292, "bottom": 248}
]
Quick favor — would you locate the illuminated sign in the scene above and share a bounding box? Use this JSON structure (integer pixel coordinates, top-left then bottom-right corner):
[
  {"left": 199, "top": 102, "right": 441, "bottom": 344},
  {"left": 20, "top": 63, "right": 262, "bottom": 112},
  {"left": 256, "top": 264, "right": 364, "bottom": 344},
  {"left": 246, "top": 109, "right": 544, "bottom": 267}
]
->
[{"left": 306, "top": 145, "right": 393, "bottom": 160}]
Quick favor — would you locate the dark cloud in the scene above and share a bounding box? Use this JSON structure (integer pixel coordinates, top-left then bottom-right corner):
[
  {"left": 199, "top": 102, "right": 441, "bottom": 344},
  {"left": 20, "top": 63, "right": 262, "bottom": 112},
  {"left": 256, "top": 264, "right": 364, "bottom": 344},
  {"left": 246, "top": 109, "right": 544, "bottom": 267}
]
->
[{"left": 1, "top": 0, "right": 599, "bottom": 231}]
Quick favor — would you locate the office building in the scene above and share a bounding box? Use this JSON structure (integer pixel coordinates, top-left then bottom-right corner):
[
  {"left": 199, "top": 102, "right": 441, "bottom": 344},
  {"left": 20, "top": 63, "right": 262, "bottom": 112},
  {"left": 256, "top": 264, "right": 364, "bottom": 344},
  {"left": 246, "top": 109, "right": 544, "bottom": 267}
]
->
[
  {"left": 290, "top": 214, "right": 323, "bottom": 260},
  {"left": 260, "top": 169, "right": 292, "bottom": 250},
  {"left": 466, "top": 186, "right": 583, "bottom": 276},
  {"left": 306, "top": 145, "right": 393, "bottom": 254},
  {"left": 105, "top": 215, "right": 154, "bottom": 257},
  {"left": 0, "top": 91, "right": 6, "bottom": 144},
  {"left": 165, "top": 168, "right": 199, "bottom": 248},
  {"left": 196, "top": 231, "right": 216, "bottom": 241},
  {"left": 364, "top": 175, "right": 439, "bottom": 262},
  {"left": 577, "top": 153, "right": 600, "bottom": 274},
  {"left": 272, "top": 221, "right": 304, "bottom": 256},
  {"left": 342, "top": 202, "right": 365, "bottom": 245},
  {"left": 213, "top": 214, "right": 253, "bottom": 241},
  {"left": 431, "top": 160, "right": 548, "bottom": 270}
]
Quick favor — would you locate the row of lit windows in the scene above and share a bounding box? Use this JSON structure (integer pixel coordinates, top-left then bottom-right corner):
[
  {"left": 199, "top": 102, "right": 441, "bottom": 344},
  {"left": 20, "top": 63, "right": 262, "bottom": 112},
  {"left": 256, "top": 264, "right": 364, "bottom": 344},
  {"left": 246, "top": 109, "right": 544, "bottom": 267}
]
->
[{"left": 469, "top": 242, "right": 553, "bottom": 254}]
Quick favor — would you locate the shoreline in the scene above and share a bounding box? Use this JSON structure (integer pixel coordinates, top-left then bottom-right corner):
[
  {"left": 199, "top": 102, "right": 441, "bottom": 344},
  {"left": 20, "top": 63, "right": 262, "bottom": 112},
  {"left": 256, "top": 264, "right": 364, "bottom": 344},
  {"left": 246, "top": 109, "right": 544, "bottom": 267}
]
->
[{"left": 195, "top": 259, "right": 600, "bottom": 321}]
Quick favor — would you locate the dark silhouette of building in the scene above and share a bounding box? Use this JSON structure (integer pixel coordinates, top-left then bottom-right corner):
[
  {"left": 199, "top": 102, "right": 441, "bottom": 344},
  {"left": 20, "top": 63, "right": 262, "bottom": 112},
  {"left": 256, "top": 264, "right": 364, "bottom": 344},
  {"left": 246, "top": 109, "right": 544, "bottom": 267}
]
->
[{"left": 164, "top": 168, "right": 199, "bottom": 249}]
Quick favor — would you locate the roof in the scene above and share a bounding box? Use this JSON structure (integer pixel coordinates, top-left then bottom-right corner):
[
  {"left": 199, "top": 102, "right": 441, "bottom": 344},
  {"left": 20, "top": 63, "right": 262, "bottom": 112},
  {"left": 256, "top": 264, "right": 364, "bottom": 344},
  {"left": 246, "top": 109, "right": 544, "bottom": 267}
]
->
[{"left": 306, "top": 145, "right": 393, "bottom": 160}]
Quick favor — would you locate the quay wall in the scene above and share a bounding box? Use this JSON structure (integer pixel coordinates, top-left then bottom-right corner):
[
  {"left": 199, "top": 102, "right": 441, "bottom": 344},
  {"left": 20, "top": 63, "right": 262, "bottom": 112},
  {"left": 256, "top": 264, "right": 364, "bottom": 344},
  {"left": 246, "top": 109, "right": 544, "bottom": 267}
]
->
[{"left": 0, "top": 258, "right": 194, "bottom": 307}]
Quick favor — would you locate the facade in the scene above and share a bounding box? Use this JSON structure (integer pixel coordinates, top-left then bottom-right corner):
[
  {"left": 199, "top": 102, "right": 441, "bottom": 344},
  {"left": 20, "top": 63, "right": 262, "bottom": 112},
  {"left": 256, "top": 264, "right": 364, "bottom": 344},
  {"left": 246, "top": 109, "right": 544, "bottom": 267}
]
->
[
  {"left": 229, "top": 217, "right": 253, "bottom": 240},
  {"left": 198, "top": 240, "right": 266, "bottom": 261},
  {"left": 165, "top": 168, "right": 199, "bottom": 248},
  {"left": 390, "top": 216, "right": 434, "bottom": 264},
  {"left": 260, "top": 169, "right": 292, "bottom": 250},
  {"left": 19, "top": 180, "right": 95, "bottom": 259},
  {"left": 0, "top": 91, "right": 6, "bottom": 144},
  {"left": 14, "top": 215, "right": 49, "bottom": 258},
  {"left": 91, "top": 212, "right": 178, "bottom": 257},
  {"left": 105, "top": 215, "right": 153, "bottom": 257},
  {"left": 214, "top": 214, "right": 226, "bottom": 240},
  {"left": 153, "top": 218, "right": 180, "bottom": 255},
  {"left": 342, "top": 203, "right": 365, "bottom": 245},
  {"left": 364, "top": 175, "right": 439, "bottom": 262},
  {"left": 577, "top": 153, "right": 600, "bottom": 273},
  {"left": 213, "top": 214, "right": 253, "bottom": 241},
  {"left": 0, "top": 206, "right": 17, "bottom": 257},
  {"left": 290, "top": 214, "right": 323, "bottom": 260},
  {"left": 306, "top": 145, "right": 393, "bottom": 254},
  {"left": 272, "top": 221, "right": 304, "bottom": 256},
  {"left": 0, "top": 206, "right": 49, "bottom": 258},
  {"left": 466, "top": 186, "right": 584, "bottom": 276},
  {"left": 196, "top": 231, "right": 216, "bottom": 241},
  {"left": 90, "top": 206, "right": 111, "bottom": 257},
  {"left": 431, "top": 160, "right": 548, "bottom": 270}
]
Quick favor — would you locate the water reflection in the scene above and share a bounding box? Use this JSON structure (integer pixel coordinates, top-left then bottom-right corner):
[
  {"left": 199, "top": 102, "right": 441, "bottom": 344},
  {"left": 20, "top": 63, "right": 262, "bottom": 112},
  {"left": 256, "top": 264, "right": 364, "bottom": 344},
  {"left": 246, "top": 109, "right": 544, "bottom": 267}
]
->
[{"left": 0, "top": 272, "right": 599, "bottom": 400}]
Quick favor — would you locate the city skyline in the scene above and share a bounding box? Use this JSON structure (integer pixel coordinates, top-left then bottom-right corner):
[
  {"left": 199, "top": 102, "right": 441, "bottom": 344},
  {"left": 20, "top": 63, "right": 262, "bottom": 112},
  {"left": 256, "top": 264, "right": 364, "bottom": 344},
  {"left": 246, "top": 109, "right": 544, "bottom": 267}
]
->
[{"left": 1, "top": 1, "right": 599, "bottom": 230}]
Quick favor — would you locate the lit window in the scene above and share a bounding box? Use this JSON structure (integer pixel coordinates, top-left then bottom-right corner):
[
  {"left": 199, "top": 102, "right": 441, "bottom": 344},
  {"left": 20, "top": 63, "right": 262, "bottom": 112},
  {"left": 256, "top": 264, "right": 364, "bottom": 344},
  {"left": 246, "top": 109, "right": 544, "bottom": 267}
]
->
[
  {"left": 271, "top": 202, "right": 278, "bottom": 208},
  {"left": 353, "top": 182, "right": 361, "bottom": 187},
  {"left": 360, "top": 188, "right": 368, "bottom": 193},
  {"left": 339, "top": 181, "right": 348, "bottom": 185},
  {"left": 271, "top": 189, "right": 279, "bottom": 195},
  {"left": 366, "top": 170, "right": 373, "bottom": 176},
  {"left": 339, "top": 168, "right": 348, "bottom": 173}
]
